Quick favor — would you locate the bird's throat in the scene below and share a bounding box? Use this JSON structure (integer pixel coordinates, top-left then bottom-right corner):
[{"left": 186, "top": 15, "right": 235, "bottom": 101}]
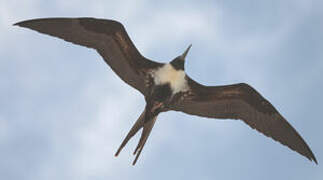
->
[{"left": 152, "top": 63, "right": 189, "bottom": 94}]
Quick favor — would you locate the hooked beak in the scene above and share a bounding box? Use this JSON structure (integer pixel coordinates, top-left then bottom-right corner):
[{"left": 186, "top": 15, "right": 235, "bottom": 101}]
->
[{"left": 180, "top": 44, "right": 192, "bottom": 60}]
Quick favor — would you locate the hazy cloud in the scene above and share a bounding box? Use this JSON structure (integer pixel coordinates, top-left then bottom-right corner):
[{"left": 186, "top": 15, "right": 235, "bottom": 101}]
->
[{"left": 1, "top": 0, "right": 322, "bottom": 180}]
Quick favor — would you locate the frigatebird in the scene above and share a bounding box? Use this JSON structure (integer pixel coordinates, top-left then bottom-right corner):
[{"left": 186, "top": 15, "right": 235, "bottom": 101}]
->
[{"left": 15, "top": 17, "right": 317, "bottom": 165}]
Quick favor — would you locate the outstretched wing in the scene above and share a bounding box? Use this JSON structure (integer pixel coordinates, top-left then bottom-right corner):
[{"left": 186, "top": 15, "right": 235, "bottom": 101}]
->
[
  {"left": 170, "top": 78, "right": 317, "bottom": 164},
  {"left": 15, "top": 18, "right": 163, "bottom": 96}
]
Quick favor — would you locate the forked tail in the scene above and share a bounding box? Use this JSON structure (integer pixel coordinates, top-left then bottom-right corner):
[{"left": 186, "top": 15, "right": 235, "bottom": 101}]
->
[{"left": 115, "top": 109, "right": 157, "bottom": 165}]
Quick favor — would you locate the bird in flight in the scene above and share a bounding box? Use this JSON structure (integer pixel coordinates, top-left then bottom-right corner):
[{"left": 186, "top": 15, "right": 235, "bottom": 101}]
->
[{"left": 15, "top": 17, "right": 317, "bottom": 165}]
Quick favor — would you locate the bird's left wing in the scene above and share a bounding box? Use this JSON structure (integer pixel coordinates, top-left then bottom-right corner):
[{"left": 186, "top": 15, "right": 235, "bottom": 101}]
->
[
  {"left": 170, "top": 77, "right": 317, "bottom": 164},
  {"left": 15, "top": 18, "right": 162, "bottom": 96}
]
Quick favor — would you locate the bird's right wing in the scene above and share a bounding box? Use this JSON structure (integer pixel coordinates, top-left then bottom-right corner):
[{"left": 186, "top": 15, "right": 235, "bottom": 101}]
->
[
  {"left": 170, "top": 78, "right": 317, "bottom": 163},
  {"left": 15, "top": 17, "right": 163, "bottom": 96}
]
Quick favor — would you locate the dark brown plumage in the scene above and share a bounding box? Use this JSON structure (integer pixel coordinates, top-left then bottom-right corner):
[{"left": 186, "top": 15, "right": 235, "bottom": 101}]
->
[
  {"left": 170, "top": 79, "right": 317, "bottom": 164},
  {"left": 14, "top": 18, "right": 162, "bottom": 96},
  {"left": 15, "top": 17, "right": 317, "bottom": 165}
]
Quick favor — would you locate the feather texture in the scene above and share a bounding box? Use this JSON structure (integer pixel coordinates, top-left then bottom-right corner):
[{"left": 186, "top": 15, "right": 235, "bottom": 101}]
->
[
  {"left": 170, "top": 77, "right": 317, "bottom": 164},
  {"left": 14, "top": 17, "right": 163, "bottom": 96}
]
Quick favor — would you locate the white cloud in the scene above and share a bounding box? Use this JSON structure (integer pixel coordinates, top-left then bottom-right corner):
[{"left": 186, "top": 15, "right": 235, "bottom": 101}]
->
[{"left": 1, "top": 0, "right": 322, "bottom": 180}]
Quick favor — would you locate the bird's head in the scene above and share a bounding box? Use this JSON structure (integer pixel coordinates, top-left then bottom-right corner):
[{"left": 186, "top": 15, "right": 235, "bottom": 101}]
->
[{"left": 170, "top": 44, "right": 192, "bottom": 71}]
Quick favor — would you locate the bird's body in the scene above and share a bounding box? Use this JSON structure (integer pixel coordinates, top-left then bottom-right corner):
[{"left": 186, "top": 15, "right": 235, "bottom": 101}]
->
[
  {"left": 152, "top": 63, "right": 189, "bottom": 94},
  {"left": 15, "top": 17, "right": 317, "bottom": 165},
  {"left": 144, "top": 62, "right": 190, "bottom": 120}
]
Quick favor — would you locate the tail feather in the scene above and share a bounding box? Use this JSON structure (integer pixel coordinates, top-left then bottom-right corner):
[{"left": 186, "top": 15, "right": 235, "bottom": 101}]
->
[
  {"left": 132, "top": 116, "right": 157, "bottom": 165},
  {"left": 115, "top": 109, "right": 158, "bottom": 165},
  {"left": 115, "top": 110, "right": 145, "bottom": 157}
]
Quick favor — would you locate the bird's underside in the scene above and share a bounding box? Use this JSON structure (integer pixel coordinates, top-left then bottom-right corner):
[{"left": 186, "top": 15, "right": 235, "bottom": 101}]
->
[{"left": 15, "top": 17, "right": 317, "bottom": 165}]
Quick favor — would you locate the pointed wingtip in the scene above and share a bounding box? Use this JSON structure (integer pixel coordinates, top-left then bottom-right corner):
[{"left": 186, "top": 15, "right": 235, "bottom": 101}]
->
[
  {"left": 304, "top": 149, "right": 318, "bottom": 165},
  {"left": 306, "top": 146, "right": 318, "bottom": 165},
  {"left": 13, "top": 20, "right": 26, "bottom": 27},
  {"left": 13, "top": 22, "right": 21, "bottom": 26},
  {"left": 13, "top": 19, "right": 42, "bottom": 27},
  {"left": 312, "top": 157, "right": 318, "bottom": 165}
]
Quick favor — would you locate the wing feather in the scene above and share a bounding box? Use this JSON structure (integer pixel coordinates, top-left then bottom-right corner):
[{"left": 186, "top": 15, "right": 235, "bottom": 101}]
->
[
  {"left": 171, "top": 78, "right": 317, "bottom": 163},
  {"left": 15, "top": 17, "right": 162, "bottom": 95}
]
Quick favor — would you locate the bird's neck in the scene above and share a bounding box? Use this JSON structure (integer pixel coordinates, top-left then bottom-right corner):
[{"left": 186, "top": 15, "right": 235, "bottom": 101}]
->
[{"left": 152, "top": 63, "right": 189, "bottom": 94}]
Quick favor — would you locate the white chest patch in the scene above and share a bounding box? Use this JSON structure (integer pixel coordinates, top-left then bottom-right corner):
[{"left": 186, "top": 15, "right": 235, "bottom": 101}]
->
[{"left": 152, "top": 64, "right": 189, "bottom": 94}]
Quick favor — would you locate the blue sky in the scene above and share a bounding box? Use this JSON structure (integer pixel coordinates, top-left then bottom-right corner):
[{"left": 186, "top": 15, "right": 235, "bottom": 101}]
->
[{"left": 1, "top": 0, "right": 322, "bottom": 179}]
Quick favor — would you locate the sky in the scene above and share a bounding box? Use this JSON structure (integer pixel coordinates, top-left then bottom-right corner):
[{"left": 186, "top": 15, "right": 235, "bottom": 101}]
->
[{"left": 0, "top": 0, "right": 322, "bottom": 179}]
